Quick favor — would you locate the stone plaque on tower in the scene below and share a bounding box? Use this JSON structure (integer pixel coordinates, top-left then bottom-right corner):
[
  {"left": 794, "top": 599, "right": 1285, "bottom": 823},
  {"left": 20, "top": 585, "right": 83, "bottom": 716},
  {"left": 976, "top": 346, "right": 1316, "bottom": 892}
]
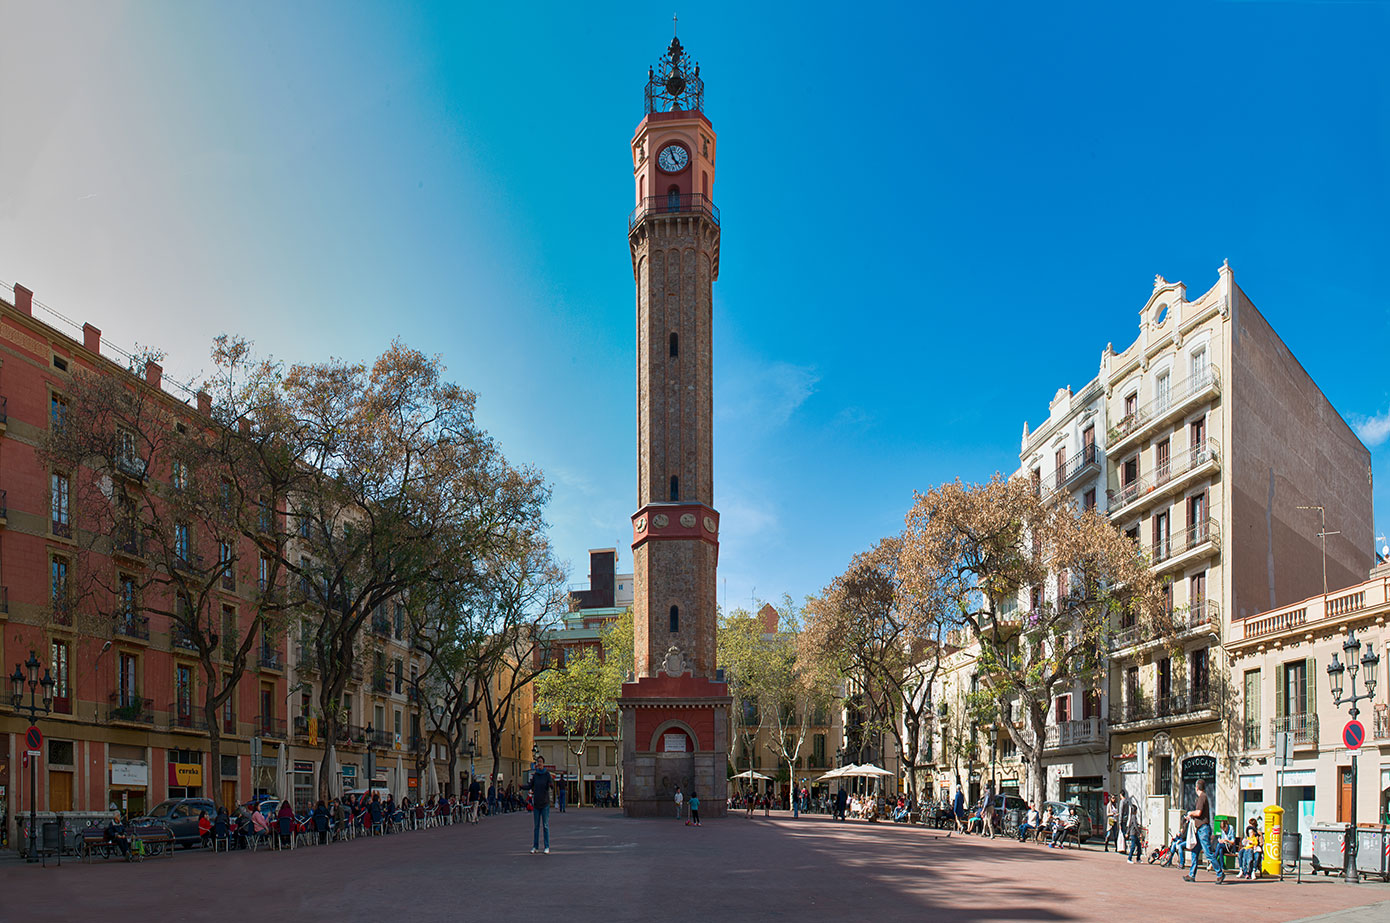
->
[{"left": 618, "top": 31, "right": 730, "bottom": 818}]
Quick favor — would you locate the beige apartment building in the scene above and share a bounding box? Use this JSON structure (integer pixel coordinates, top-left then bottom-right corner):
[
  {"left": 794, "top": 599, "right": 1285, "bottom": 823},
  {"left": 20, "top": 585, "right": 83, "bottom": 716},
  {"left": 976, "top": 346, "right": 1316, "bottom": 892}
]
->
[
  {"left": 1228, "top": 562, "right": 1390, "bottom": 853},
  {"left": 972, "top": 264, "right": 1372, "bottom": 840}
]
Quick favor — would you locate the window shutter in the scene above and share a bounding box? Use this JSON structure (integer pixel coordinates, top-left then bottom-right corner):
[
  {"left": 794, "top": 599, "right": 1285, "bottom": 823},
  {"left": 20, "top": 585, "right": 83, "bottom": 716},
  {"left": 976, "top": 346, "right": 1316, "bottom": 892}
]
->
[
  {"left": 1305, "top": 657, "right": 1316, "bottom": 715},
  {"left": 1274, "top": 663, "right": 1285, "bottom": 720}
]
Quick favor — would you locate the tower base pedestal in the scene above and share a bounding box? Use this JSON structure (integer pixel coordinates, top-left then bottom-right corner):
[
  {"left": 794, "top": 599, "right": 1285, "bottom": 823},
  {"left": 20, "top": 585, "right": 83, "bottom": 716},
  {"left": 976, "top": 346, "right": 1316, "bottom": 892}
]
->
[{"left": 619, "top": 673, "right": 729, "bottom": 818}]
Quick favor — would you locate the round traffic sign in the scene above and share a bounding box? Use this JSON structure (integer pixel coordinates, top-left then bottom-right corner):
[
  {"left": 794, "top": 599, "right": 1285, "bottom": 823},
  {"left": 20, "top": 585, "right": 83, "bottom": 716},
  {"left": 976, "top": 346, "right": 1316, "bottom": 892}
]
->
[
  {"left": 25, "top": 725, "right": 42, "bottom": 752},
  {"left": 1343, "top": 719, "right": 1365, "bottom": 750}
]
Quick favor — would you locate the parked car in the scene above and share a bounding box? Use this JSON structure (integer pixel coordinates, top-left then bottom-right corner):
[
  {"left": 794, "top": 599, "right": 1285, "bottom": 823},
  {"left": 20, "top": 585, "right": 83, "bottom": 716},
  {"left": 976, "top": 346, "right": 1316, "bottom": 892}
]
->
[
  {"left": 1043, "top": 800, "right": 1095, "bottom": 842},
  {"left": 136, "top": 797, "right": 217, "bottom": 848}
]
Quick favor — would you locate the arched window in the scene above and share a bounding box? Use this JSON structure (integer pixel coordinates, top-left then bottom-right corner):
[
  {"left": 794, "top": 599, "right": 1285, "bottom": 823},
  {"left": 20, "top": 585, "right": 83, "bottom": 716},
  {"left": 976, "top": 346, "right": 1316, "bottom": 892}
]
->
[
  {"left": 669, "top": 332, "right": 679, "bottom": 357},
  {"left": 702, "top": 171, "right": 709, "bottom": 198},
  {"left": 669, "top": 605, "right": 679, "bottom": 633},
  {"left": 669, "top": 476, "right": 679, "bottom": 501},
  {"left": 667, "top": 185, "right": 681, "bottom": 211}
]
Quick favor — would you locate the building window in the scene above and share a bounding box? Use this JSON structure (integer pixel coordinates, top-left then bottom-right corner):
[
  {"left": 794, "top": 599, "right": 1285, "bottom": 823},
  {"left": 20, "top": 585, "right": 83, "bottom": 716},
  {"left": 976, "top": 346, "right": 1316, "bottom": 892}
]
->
[
  {"left": 51, "top": 641, "right": 71, "bottom": 713},
  {"left": 1156, "top": 439, "right": 1171, "bottom": 483},
  {"left": 1054, "top": 694, "right": 1072, "bottom": 723},
  {"left": 394, "top": 659, "right": 404, "bottom": 694},
  {"left": 1190, "top": 647, "right": 1210, "bottom": 703},
  {"left": 1082, "top": 425, "right": 1096, "bottom": 463},
  {"left": 50, "top": 393, "right": 68, "bottom": 430},
  {"left": 1190, "top": 416, "right": 1205, "bottom": 449},
  {"left": 219, "top": 542, "right": 234, "bottom": 589},
  {"left": 1157, "top": 657, "right": 1172, "bottom": 704},
  {"left": 1155, "top": 371, "right": 1171, "bottom": 413},
  {"left": 667, "top": 185, "right": 680, "bottom": 210},
  {"left": 259, "top": 555, "right": 271, "bottom": 592},
  {"left": 175, "top": 523, "right": 191, "bottom": 564},
  {"left": 669, "top": 476, "right": 679, "bottom": 501},
  {"left": 1190, "top": 347, "right": 1208, "bottom": 383},
  {"left": 394, "top": 604, "right": 405, "bottom": 640},
  {"left": 118, "top": 653, "right": 138, "bottom": 706},
  {"left": 1083, "top": 488, "right": 1096, "bottom": 512},
  {"left": 1153, "top": 511, "right": 1170, "bottom": 561},
  {"left": 1122, "top": 456, "right": 1137, "bottom": 487},
  {"left": 669, "top": 332, "right": 678, "bottom": 357},
  {"left": 1030, "top": 467, "right": 1041, "bottom": 497},
  {"left": 176, "top": 664, "right": 193, "bottom": 720},
  {"left": 51, "top": 472, "right": 71, "bottom": 536},
  {"left": 1124, "top": 392, "right": 1137, "bottom": 420},
  {"left": 669, "top": 605, "right": 679, "bottom": 633},
  {"left": 51, "top": 556, "right": 70, "bottom": 620},
  {"left": 1156, "top": 755, "right": 1172, "bottom": 796},
  {"left": 1188, "top": 493, "right": 1207, "bottom": 532},
  {"left": 1243, "top": 668, "right": 1261, "bottom": 748},
  {"left": 1054, "top": 447, "right": 1067, "bottom": 484}
]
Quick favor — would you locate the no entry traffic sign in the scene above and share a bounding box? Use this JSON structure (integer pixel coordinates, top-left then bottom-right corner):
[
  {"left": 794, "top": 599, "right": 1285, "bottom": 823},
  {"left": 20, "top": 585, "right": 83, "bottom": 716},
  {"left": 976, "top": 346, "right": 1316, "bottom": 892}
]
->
[
  {"left": 1342, "top": 719, "right": 1365, "bottom": 750},
  {"left": 25, "top": 725, "right": 42, "bottom": 752}
]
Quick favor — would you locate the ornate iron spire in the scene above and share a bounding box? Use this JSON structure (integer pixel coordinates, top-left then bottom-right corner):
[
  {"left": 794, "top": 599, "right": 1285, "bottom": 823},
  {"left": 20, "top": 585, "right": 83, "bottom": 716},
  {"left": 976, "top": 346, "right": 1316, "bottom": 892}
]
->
[{"left": 645, "top": 32, "right": 703, "bottom": 114}]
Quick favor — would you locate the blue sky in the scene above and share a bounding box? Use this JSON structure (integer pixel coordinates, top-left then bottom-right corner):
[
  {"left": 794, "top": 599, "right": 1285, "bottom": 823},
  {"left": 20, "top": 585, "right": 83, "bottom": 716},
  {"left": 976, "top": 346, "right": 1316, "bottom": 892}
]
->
[{"left": 2, "top": 1, "right": 1388, "bottom": 611}]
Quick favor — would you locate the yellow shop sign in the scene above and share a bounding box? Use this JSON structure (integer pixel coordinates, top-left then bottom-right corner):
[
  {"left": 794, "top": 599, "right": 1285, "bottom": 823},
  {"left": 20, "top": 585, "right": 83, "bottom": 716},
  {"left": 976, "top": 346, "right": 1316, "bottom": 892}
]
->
[{"left": 168, "top": 762, "right": 203, "bottom": 787}]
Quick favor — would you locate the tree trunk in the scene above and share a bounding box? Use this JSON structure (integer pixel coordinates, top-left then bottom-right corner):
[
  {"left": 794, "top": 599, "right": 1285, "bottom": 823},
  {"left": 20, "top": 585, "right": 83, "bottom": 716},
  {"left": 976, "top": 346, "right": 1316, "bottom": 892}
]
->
[{"left": 1028, "top": 704, "right": 1047, "bottom": 804}]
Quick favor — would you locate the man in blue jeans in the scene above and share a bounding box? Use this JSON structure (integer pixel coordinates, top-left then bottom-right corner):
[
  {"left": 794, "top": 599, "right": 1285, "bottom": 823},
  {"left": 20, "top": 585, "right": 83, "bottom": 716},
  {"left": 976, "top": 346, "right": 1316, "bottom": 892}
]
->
[
  {"left": 529, "top": 760, "right": 553, "bottom": 855},
  {"left": 1183, "top": 778, "right": 1225, "bottom": 884}
]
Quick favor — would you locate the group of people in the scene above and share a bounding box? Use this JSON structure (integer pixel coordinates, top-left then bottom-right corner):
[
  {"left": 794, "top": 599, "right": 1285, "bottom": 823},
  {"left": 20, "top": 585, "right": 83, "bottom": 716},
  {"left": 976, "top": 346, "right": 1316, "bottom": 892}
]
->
[{"left": 671, "top": 786, "right": 703, "bottom": 826}]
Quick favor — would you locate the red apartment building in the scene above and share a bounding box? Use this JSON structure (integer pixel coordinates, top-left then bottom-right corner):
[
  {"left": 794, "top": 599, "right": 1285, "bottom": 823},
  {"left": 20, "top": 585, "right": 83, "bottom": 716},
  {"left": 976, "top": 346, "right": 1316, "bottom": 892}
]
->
[{"left": 1, "top": 281, "right": 288, "bottom": 841}]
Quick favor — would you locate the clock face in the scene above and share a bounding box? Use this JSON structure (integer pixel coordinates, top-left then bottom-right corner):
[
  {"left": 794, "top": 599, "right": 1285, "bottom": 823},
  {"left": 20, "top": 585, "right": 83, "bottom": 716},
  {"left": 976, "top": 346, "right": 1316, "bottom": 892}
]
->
[{"left": 657, "top": 144, "right": 690, "bottom": 172}]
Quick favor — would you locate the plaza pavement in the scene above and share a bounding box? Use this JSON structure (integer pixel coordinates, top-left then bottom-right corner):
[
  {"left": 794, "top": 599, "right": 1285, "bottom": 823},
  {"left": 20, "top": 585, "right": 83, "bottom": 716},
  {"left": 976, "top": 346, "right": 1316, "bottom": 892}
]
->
[{"left": 5, "top": 809, "right": 1389, "bottom": 923}]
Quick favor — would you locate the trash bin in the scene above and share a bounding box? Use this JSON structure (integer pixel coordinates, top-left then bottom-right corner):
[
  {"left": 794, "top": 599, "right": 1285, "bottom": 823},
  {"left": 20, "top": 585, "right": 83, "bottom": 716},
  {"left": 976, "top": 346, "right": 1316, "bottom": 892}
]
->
[
  {"left": 1354, "top": 825, "right": 1389, "bottom": 881},
  {"left": 1281, "top": 831, "right": 1303, "bottom": 882},
  {"left": 40, "top": 820, "right": 63, "bottom": 867},
  {"left": 1310, "top": 822, "right": 1351, "bottom": 876}
]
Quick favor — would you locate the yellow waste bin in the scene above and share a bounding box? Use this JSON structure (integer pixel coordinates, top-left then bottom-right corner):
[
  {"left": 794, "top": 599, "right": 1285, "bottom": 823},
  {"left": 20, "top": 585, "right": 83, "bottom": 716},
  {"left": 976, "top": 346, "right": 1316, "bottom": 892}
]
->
[{"left": 1263, "top": 804, "right": 1283, "bottom": 877}]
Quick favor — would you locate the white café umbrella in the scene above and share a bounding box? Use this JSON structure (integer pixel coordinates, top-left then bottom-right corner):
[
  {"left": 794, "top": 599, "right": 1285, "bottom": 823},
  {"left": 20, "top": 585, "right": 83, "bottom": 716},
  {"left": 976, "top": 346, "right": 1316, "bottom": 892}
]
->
[
  {"left": 277, "top": 744, "right": 291, "bottom": 803},
  {"left": 730, "top": 770, "right": 773, "bottom": 781},
  {"left": 426, "top": 757, "right": 441, "bottom": 799},
  {"left": 395, "top": 752, "right": 406, "bottom": 800},
  {"left": 323, "top": 744, "right": 340, "bottom": 799}
]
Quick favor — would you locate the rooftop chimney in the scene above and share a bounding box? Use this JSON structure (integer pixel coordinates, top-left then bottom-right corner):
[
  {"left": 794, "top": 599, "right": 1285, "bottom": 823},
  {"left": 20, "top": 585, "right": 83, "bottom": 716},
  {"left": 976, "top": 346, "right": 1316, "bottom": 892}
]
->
[
  {"left": 144, "top": 360, "right": 162, "bottom": 390},
  {"left": 83, "top": 323, "right": 102, "bottom": 354},
  {"left": 13, "top": 283, "right": 33, "bottom": 316},
  {"left": 197, "top": 391, "right": 212, "bottom": 416}
]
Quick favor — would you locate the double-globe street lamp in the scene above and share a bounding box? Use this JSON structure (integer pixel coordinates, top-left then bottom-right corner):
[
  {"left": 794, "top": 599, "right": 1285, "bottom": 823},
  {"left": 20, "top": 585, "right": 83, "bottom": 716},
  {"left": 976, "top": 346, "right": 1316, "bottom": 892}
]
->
[
  {"left": 1326, "top": 630, "right": 1379, "bottom": 884},
  {"left": 9, "top": 651, "right": 56, "bottom": 863}
]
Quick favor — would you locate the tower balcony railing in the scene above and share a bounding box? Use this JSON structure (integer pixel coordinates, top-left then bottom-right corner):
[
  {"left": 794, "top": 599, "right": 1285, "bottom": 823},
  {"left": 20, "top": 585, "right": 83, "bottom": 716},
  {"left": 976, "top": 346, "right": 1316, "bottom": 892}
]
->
[{"left": 628, "top": 193, "right": 720, "bottom": 231}]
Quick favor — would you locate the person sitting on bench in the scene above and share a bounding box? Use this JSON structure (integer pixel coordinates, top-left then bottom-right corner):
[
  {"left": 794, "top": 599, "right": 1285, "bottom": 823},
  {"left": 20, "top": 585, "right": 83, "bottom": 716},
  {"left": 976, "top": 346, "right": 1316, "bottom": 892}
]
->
[{"left": 104, "top": 811, "right": 132, "bottom": 859}]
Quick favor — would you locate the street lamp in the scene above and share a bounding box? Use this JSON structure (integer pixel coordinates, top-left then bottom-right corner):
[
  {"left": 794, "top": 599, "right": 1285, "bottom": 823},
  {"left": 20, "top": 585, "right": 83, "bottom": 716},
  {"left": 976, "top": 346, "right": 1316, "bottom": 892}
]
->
[
  {"left": 10, "top": 650, "right": 56, "bottom": 863},
  {"left": 1327, "top": 630, "right": 1379, "bottom": 884},
  {"left": 364, "top": 722, "right": 377, "bottom": 795},
  {"left": 988, "top": 724, "right": 999, "bottom": 799}
]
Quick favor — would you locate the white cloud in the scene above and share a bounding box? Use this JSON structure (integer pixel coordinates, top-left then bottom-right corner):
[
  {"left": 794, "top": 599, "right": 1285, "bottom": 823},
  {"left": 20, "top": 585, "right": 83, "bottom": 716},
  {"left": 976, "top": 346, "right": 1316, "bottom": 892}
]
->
[
  {"left": 717, "top": 360, "right": 819, "bottom": 426},
  {"left": 1353, "top": 409, "right": 1390, "bottom": 447}
]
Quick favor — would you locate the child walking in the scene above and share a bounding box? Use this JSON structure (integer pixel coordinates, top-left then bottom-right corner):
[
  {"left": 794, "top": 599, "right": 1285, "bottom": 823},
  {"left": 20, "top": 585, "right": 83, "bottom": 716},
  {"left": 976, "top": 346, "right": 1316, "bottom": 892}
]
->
[{"left": 688, "top": 791, "right": 701, "bottom": 826}]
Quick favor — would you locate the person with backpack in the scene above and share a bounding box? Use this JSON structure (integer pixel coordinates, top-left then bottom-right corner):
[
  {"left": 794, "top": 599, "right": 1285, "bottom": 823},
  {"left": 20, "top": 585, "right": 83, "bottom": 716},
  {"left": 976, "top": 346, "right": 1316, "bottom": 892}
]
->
[
  {"left": 1121, "top": 790, "right": 1142, "bottom": 863},
  {"left": 528, "top": 760, "right": 553, "bottom": 854}
]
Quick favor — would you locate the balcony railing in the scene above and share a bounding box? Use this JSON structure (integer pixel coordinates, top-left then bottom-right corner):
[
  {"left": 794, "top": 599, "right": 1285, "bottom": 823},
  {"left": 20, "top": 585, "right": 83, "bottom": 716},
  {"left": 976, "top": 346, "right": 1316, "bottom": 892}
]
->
[
  {"left": 1151, "top": 518, "right": 1220, "bottom": 567},
  {"left": 172, "top": 625, "right": 199, "bottom": 652},
  {"left": 1045, "top": 717, "right": 1107, "bottom": 749},
  {"left": 168, "top": 705, "right": 208, "bottom": 732},
  {"left": 113, "top": 534, "right": 145, "bottom": 559},
  {"left": 52, "top": 518, "right": 72, "bottom": 538},
  {"left": 1243, "top": 721, "right": 1261, "bottom": 749},
  {"left": 628, "top": 193, "right": 720, "bottom": 231},
  {"left": 1236, "top": 581, "right": 1383, "bottom": 642},
  {"left": 1271, "top": 712, "right": 1319, "bottom": 746},
  {"left": 259, "top": 646, "right": 284, "bottom": 670},
  {"left": 0, "top": 586, "right": 8, "bottom": 615},
  {"left": 371, "top": 673, "right": 389, "bottom": 693},
  {"left": 115, "top": 614, "right": 150, "bottom": 641},
  {"left": 1040, "top": 444, "right": 1104, "bottom": 499},
  {"left": 1108, "top": 439, "right": 1221, "bottom": 517},
  {"left": 369, "top": 729, "right": 392, "bottom": 749},
  {"left": 1108, "top": 365, "right": 1222, "bottom": 450},
  {"left": 1111, "top": 686, "right": 1220, "bottom": 726},
  {"left": 293, "top": 715, "right": 311, "bottom": 739},
  {"left": 258, "top": 715, "right": 287, "bottom": 738},
  {"left": 369, "top": 616, "right": 392, "bottom": 638},
  {"left": 108, "top": 694, "right": 154, "bottom": 725},
  {"left": 1110, "top": 600, "right": 1218, "bottom": 650}
]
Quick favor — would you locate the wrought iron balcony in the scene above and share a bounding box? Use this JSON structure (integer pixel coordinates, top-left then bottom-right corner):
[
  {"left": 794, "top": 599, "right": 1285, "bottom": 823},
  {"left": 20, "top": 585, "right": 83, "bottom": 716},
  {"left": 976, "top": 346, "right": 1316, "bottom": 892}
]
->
[
  {"left": 371, "top": 672, "right": 389, "bottom": 693},
  {"left": 1040, "top": 444, "right": 1104, "bottom": 501},
  {"left": 1108, "top": 439, "right": 1221, "bottom": 518},
  {"left": 1243, "top": 721, "right": 1261, "bottom": 749},
  {"left": 370, "top": 616, "right": 392, "bottom": 638},
  {"left": 109, "top": 694, "right": 154, "bottom": 725},
  {"left": 172, "top": 625, "right": 200, "bottom": 652},
  {"left": 1151, "top": 518, "right": 1221, "bottom": 572},
  {"left": 1110, "top": 686, "right": 1220, "bottom": 729},
  {"left": 259, "top": 646, "right": 284, "bottom": 671},
  {"left": 115, "top": 614, "right": 150, "bottom": 641},
  {"left": 293, "top": 715, "right": 312, "bottom": 739},
  {"left": 169, "top": 705, "right": 208, "bottom": 733},
  {"left": 112, "top": 533, "right": 145, "bottom": 560},
  {"left": 1108, "top": 365, "right": 1222, "bottom": 453},
  {"left": 258, "top": 715, "right": 287, "bottom": 738},
  {"left": 1271, "top": 712, "right": 1320, "bottom": 747},
  {"left": 369, "top": 728, "right": 392, "bottom": 749},
  {"left": 628, "top": 193, "right": 720, "bottom": 231}
]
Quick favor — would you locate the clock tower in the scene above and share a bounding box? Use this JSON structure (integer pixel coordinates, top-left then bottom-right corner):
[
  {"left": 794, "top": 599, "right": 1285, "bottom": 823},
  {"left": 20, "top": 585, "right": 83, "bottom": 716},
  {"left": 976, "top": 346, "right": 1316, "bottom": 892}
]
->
[{"left": 618, "top": 32, "right": 730, "bottom": 818}]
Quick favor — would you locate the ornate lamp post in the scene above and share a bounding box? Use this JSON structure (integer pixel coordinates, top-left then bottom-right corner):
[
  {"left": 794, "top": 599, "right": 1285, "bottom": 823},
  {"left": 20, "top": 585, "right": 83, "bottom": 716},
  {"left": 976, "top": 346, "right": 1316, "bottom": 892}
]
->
[
  {"left": 988, "top": 724, "right": 999, "bottom": 798},
  {"left": 364, "top": 722, "right": 377, "bottom": 795},
  {"left": 10, "top": 650, "right": 56, "bottom": 863},
  {"left": 1326, "top": 630, "right": 1379, "bottom": 884}
]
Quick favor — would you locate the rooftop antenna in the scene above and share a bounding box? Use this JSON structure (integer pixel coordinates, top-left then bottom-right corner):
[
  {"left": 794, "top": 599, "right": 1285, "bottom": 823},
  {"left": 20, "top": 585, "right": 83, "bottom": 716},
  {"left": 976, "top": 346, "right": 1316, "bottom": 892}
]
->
[
  {"left": 1377, "top": 534, "right": 1388, "bottom": 561},
  {"left": 1295, "top": 505, "right": 1339, "bottom": 596},
  {"left": 673, "top": 12, "right": 678, "bottom": 36}
]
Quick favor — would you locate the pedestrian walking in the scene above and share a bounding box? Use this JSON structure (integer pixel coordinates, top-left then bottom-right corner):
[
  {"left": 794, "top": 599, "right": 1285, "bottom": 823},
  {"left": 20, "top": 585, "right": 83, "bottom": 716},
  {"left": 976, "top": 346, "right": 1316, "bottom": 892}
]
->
[
  {"left": 1121, "top": 790, "right": 1142, "bottom": 863},
  {"left": 689, "top": 791, "right": 701, "bottom": 826},
  {"left": 1104, "top": 794, "right": 1119, "bottom": 852},
  {"left": 557, "top": 773, "right": 567, "bottom": 813},
  {"left": 1182, "top": 779, "right": 1225, "bottom": 884},
  {"left": 982, "top": 778, "right": 996, "bottom": 838},
  {"left": 675, "top": 785, "right": 684, "bottom": 822},
  {"left": 952, "top": 782, "right": 965, "bottom": 833},
  {"left": 529, "top": 759, "right": 553, "bottom": 854}
]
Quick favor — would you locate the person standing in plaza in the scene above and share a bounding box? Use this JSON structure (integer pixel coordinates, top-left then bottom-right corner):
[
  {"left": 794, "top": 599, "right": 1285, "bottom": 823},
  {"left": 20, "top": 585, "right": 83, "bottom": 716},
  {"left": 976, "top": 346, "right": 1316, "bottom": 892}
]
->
[
  {"left": 557, "top": 773, "right": 567, "bottom": 813},
  {"left": 674, "top": 785, "right": 683, "bottom": 822},
  {"left": 1183, "top": 779, "right": 1225, "bottom": 884},
  {"left": 1103, "top": 794, "right": 1119, "bottom": 852},
  {"left": 689, "top": 791, "right": 701, "bottom": 826},
  {"left": 529, "top": 760, "right": 553, "bottom": 855},
  {"left": 982, "top": 778, "right": 996, "bottom": 839}
]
